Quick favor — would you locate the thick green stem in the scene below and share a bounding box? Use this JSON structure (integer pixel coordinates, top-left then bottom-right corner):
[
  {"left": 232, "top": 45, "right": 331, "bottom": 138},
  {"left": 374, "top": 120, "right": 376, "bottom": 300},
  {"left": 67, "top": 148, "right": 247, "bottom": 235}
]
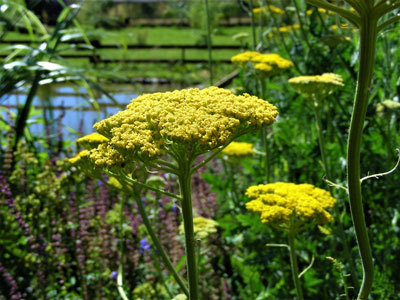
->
[
  {"left": 129, "top": 187, "right": 189, "bottom": 297},
  {"left": 288, "top": 232, "right": 304, "bottom": 300},
  {"left": 312, "top": 104, "right": 359, "bottom": 289},
  {"left": 347, "top": 17, "right": 378, "bottom": 300},
  {"left": 203, "top": 0, "right": 213, "bottom": 86},
  {"left": 179, "top": 162, "right": 199, "bottom": 300}
]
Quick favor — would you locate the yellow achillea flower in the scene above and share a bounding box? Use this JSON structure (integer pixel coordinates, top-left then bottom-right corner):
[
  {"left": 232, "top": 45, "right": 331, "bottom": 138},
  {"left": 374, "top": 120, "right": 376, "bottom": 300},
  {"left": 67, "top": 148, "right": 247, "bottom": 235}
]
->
[
  {"left": 222, "top": 142, "right": 254, "bottom": 157},
  {"left": 288, "top": 73, "right": 344, "bottom": 102},
  {"left": 69, "top": 150, "right": 90, "bottom": 164},
  {"left": 76, "top": 132, "right": 109, "bottom": 150},
  {"left": 107, "top": 176, "right": 123, "bottom": 189},
  {"left": 232, "top": 51, "right": 293, "bottom": 77},
  {"left": 91, "top": 87, "right": 277, "bottom": 166},
  {"left": 245, "top": 182, "right": 336, "bottom": 228},
  {"left": 180, "top": 217, "right": 218, "bottom": 239},
  {"left": 231, "top": 51, "right": 262, "bottom": 65},
  {"left": 253, "top": 5, "right": 285, "bottom": 17}
]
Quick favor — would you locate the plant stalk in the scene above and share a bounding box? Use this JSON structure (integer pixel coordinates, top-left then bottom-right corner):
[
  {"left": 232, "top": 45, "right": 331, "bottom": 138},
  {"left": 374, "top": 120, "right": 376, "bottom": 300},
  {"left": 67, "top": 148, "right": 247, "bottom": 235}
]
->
[
  {"left": 129, "top": 187, "right": 189, "bottom": 297},
  {"left": 311, "top": 104, "right": 359, "bottom": 290},
  {"left": 288, "top": 232, "right": 304, "bottom": 300},
  {"left": 179, "top": 161, "right": 199, "bottom": 300},
  {"left": 347, "top": 17, "right": 378, "bottom": 300},
  {"left": 203, "top": 0, "right": 213, "bottom": 86}
]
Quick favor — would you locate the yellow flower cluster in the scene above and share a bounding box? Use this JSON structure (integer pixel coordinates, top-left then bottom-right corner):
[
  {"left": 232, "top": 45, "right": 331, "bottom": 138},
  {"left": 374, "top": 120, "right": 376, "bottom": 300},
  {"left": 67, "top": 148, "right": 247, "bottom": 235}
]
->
[
  {"left": 76, "top": 132, "right": 109, "bottom": 150},
  {"left": 288, "top": 73, "right": 344, "bottom": 101},
  {"left": 90, "top": 87, "right": 277, "bottom": 166},
  {"left": 231, "top": 51, "right": 262, "bottom": 65},
  {"left": 107, "top": 176, "right": 123, "bottom": 189},
  {"left": 307, "top": 8, "right": 335, "bottom": 16},
  {"left": 231, "top": 51, "right": 293, "bottom": 77},
  {"left": 180, "top": 217, "right": 218, "bottom": 239},
  {"left": 222, "top": 142, "right": 254, "bottom": 157},
  {"left": 69, "top": 150, "right": 90, "bottom": 164},
  {"left": 276, "top": 24, "right": 300, "bottom": 33},
  {"left": 253, "top": 5, "right": 285, "bottom": 17},
  {"left": 245, "top": 182, "right": 336, "bottom": 227}
]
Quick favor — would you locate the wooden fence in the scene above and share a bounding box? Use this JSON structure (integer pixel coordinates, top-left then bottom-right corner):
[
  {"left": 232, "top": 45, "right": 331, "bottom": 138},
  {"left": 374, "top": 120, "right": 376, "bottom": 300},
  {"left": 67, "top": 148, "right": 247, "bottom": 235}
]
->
[{"left": 0, "top": 39, "right": 241, "bottom": 64}]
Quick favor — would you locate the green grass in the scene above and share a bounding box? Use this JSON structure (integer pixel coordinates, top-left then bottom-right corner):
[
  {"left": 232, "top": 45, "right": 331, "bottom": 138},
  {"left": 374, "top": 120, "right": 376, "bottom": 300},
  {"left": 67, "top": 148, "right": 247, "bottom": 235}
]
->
[{"left": 1, "top": 26, "right": 252, "bottom": 84}]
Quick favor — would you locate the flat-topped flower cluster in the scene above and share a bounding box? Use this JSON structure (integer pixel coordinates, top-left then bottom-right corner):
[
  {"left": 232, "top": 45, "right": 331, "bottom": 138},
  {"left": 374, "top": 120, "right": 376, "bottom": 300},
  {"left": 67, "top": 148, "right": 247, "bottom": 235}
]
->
[
  {"left": 231, "top": 51, "right": 293, "bottom": 77},
  {"left": 179, "top": 217, "right": 218, "bottom": 239},
  {"left": 77, "top": 87, "right": 277, "bottom": 167},
  {"left": 222, "top": 142, "right": 254, "bottom": 157},
  {"left": 288, "top": 73, "right": 344, "bottom": 101},
  {"left": 246, "top": 182, "right": 336, "bottom": 227}
]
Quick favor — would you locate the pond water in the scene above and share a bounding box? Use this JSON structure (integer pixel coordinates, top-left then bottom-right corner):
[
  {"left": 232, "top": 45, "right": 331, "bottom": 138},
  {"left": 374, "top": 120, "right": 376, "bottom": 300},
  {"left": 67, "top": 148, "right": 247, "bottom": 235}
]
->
[{"left": 1, "top": 83, "right": 182, "bottom": 144}]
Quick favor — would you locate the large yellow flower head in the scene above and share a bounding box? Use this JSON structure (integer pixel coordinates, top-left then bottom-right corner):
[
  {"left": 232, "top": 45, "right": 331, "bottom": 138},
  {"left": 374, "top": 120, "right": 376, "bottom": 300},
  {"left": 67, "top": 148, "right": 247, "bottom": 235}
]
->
[
  {"left": 91, "top": 87, "right": 278, "bottom": 166},
  {"left": 288, "top": 73, "right": 344, "bottom": 102},
  {"left": 245, "top": 182, "right": 336, "bottom": 230},
  {"left": 222, "top": 142, "right": 254, "bottom": 157},
  {"left": 179, "top": 217, "right": 218, "bottom": 239}
]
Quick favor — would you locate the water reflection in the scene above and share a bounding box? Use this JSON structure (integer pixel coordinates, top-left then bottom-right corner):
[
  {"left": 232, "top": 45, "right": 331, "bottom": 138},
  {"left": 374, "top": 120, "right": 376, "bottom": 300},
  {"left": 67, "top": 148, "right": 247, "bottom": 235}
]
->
[{"left": 1, "top": 83, "right": 182, "bottom": 142}]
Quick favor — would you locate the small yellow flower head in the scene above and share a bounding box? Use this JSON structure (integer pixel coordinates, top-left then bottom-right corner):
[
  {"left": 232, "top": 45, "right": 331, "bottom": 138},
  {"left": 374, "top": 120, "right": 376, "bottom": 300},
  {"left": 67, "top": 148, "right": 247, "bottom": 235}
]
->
[
  {"left": 180, "top": 217, "right": 218, "bottom": 239},
  {"left": 253, "top": 53, "right": 294, "bottom": 77},
  {"left": 376, "top": 100, "right": 400, "bottom": 117},
  {"left": 279, "top": 26, "right": 290, "bottom": 33},
  {"left": 92, "top": 87, "right": 278, "bottom": 166},
  {"left": 253, "top": 5, "right": 285, "bottom": 18},
  {"left": 107, "top": 176, "right": 123, "bottom": 189},
  {"left": 172, "top": 294, "right": 187, "bottom": 300},
  {"left": 69, "top": 150, "right": 90, "bottom": 165},
  {"left": 231, "top": 52, "right": 293, "bottom": 77},
  {"left": 245, "top": 182, "right": 336, "bottom": 228},
  {"left": 231, "top": 51, "right": 263, "bottom": 65},
  {"left": 76, "top": 132, "right": 109, "bottom": 150},
  {"left": 288, "top": 73, "right": 344, "bottom": 102},
  {"left": 222, "top": 142, "right": 254, "bottom": 157}
]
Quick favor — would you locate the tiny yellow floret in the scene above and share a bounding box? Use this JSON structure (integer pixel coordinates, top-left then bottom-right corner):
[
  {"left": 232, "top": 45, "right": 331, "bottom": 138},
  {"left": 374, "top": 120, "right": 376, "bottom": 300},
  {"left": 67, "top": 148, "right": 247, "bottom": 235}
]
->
[{"left": 245, "top": 182, "right": 336, "bottom": 227}]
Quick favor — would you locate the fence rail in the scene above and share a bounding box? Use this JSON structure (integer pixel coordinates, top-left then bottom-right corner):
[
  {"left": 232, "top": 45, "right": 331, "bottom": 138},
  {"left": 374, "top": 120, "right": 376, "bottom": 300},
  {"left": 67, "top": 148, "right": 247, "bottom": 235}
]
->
[{"left": 0, "top": 39, "right": 240, "bottom": 64}]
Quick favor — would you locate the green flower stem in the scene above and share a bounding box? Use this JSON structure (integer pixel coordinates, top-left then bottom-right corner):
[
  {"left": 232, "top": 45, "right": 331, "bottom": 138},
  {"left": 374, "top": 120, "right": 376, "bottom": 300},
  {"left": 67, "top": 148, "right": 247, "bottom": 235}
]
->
[
  {"left": 248, "top": 0, "right": 257, "bottom": 50},
  {"left": 311, "top": 105, "right": 330, "bottom": 177},
  {"left": 259, "top": 77, "right": 271, "bottom": 183},
  {"left": 288, "top": 231, "right": 304, "bottom": 300},
  {"left": 203, "top": 0, "right": 213, "bottom": 86},
  {"left": 118, "top": 172, "right": 182, "bottom": 201},
  {"left": 179, "top": 160, "right": 199, "bottom": 300},
  {"left": 311, "top": 103, "right": 359, "bottom": 289},
  {"left": 120, "top": 181, "right": 189, "bottom": 297},
  {"left": 347, "top": 17, "right": 378, "bottom": 300},
  {"left": 117, "top": 193, "right": 129, "bottom": 300}
]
